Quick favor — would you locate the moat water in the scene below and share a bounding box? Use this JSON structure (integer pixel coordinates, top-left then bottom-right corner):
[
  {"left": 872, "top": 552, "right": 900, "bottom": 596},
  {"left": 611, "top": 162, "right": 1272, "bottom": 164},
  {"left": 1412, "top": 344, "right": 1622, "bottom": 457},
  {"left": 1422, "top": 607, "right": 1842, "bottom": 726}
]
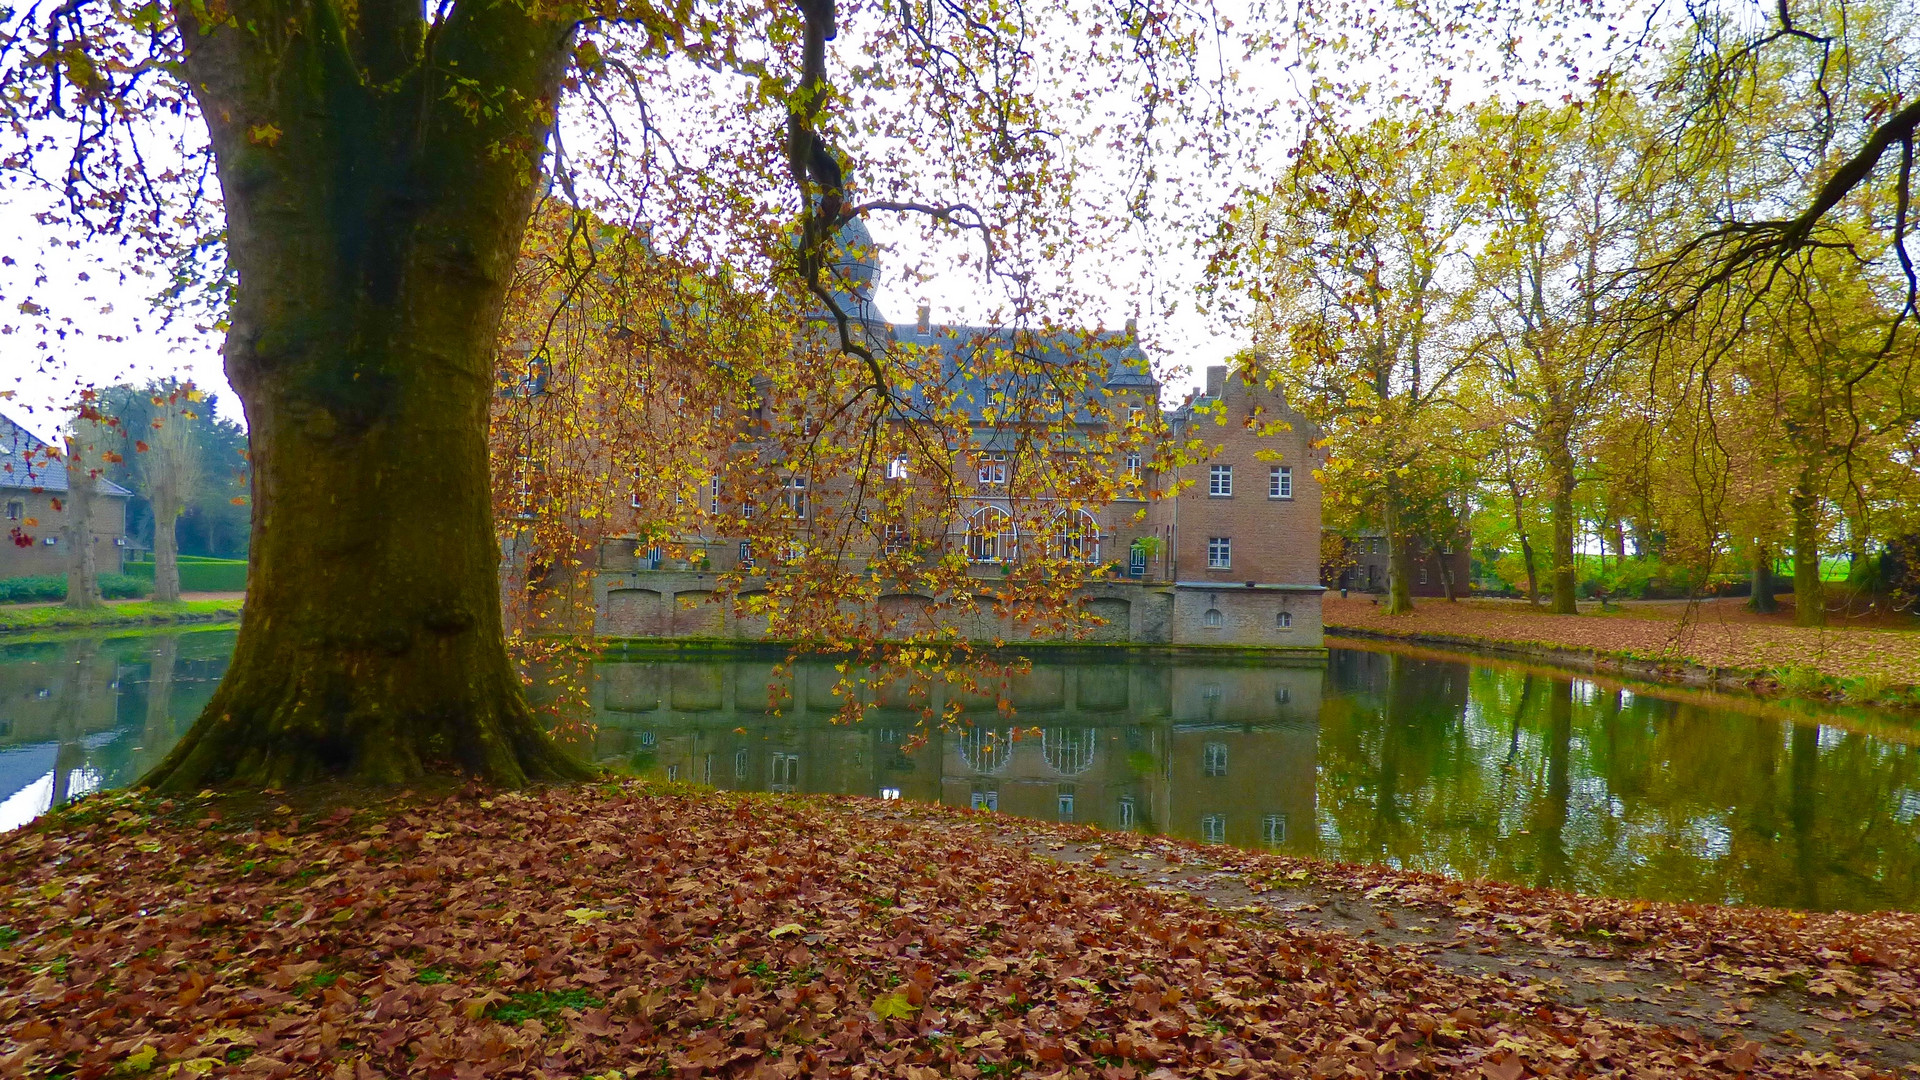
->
[{"left": 4, "top": 629, "right": 1918, "bottom": 912}]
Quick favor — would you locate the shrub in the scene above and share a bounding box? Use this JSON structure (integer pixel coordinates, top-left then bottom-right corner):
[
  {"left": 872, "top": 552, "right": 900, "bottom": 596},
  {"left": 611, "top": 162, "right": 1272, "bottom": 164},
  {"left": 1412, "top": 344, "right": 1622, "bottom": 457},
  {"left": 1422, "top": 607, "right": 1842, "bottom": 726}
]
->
[
  {"left": 0, "top": 576, "right": 67, "bottom": 603},
  {"left": 0, "top": 574, "right": 150, "bottom": 602},
  {"left": 98, "top": 574, "right": 152, "bottom": 599}
]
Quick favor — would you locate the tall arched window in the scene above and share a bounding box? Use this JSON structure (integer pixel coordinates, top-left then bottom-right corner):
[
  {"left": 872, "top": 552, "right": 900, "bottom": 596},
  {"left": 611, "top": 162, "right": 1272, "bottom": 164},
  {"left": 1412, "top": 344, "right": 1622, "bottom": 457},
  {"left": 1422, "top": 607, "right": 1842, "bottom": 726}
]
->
[
  {"left": 1050, "top": 508, "right": 1101, "bottom": 563},
  {"left": 967, "top": 506, "right": 1016, "bottom": 563}
]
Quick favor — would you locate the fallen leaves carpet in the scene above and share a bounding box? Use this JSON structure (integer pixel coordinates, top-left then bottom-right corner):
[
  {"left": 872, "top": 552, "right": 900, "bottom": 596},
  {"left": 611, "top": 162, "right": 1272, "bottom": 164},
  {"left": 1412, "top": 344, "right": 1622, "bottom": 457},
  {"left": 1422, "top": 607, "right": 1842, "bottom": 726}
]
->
[{"left": 0, "top": 783, "right": 1904, "bottom": 1078}]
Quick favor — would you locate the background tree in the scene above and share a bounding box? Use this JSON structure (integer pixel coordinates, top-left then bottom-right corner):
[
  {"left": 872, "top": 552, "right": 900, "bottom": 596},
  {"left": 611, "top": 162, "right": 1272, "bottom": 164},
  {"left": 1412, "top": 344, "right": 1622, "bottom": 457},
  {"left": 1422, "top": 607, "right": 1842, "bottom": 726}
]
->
[
  {"left": 60, "top": 414, "right": 113, "bottom": 610},
  {"left": 1229, "top": 109, "right": 1482, "bottom": 614},
  {"left": 1471, "top": 93, "right": 1644, "bottom": 614}
]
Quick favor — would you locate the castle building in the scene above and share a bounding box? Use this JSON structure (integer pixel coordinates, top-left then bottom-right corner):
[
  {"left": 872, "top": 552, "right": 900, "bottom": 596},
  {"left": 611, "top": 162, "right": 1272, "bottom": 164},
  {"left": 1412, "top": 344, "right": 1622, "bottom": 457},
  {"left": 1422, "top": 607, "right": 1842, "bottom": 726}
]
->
[{"left": 535, "top": 220, "right": 1327, "bottom": 649}]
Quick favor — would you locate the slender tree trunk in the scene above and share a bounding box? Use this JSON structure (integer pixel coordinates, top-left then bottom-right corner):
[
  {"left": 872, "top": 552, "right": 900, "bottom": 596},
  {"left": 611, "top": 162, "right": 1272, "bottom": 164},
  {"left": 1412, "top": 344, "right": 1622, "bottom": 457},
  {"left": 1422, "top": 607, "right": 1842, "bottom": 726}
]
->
[
  {"left": 1436, "top": 543, "right": 1459, "bottom": 601},
  {"left": 1791, "top": 464, "right": 1825, "bottom": 627},
  {"left": 1505, "top": 473, "right": 1540, "bottom": 605},
  {"left": 63, "top": 437, "right": 104, "bottom": 610},
  {"left": 1749, "top": 543, "right": 1779, "bottom": 613},
  {"left": 1383, "top": 495, "right": 1414, "bottom": 615},
  {"left": 144, "top": 0, "right": 592, "bottom": 790},
  {"left": 1545, "top": 443, "right": 1578, "bottom": 615},
  {"left": 152, "top": 463, "right": 183, "bottom": 603}
]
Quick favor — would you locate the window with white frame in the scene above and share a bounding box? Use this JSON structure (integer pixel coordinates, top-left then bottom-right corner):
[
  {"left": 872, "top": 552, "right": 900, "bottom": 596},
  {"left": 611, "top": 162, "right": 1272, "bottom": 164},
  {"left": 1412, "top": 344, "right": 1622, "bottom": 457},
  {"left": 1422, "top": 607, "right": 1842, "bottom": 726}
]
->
[
  {"left": 1207, "top": 536, "right": 1231, "bottom": 569},
  {"left": 1118, "top": 796, "right": 1136, "bottom": 829},
  {"left": 738, "top": 540, "right": 754, "bottom": 568},
  {"left": 769, "top": 753, "right": 799, "bottom": 791},
  {"left": 1127, "top": 404, "right": 1143, "bottom": 426},
  {"left": 1208, "top": 464, "right": 1233, "bottom": 496},
  {"left": 886, "top": 455, "right": 909, "bottom": 480},
  {"left": 1262, "top": 813, "right": 1287, "bottom": 846},
  {"left": 977, "top": 451, "right": 1008, "bottom": 486},
  {"left": 709, "top": 475, "right": 721, "bottom": 514},
  {"left": 1276, "top": 609, "right": 1293, "bottom": 629},
  {"left": 1126, "top": 452, "right": 1141, "bottom": 478},
  {"left": 1269, "top": 465, "right": 1293, "bottom": 499},
  {"left": 968, "top": 506, "right": 1015, "bottom": 563},
  {"left": 1201, "top": 814, "right": 1226, "bottom": 844},
  {"left": 883, "top": 523, "right": 909, "bottom": 555},
  {"left": 734, "top": 748, "right": 749, "bottom": 779},
  {"left": 1202, "top": 607, "right": 1224, "bottom": 628},
  {"left": 783, "top": 475, "right": 809, "bottom": 520},
  {"left": 1203, "top": 741, "right": 1227, "bottom": 777},
  {"left": 5, "top": 499, "right": 22, "bottom": 521}
]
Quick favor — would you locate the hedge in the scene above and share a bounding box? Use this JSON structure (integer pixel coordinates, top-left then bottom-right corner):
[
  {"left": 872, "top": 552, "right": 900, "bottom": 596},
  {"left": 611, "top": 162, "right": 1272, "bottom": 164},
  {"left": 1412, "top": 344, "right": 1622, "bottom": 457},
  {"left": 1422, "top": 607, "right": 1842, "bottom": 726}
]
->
[
  {"left": 0, "top": 574, "right": 152, "bottom": 603},
  {"left": 124, "top": 556, "right": 249, "bottom": 592}
]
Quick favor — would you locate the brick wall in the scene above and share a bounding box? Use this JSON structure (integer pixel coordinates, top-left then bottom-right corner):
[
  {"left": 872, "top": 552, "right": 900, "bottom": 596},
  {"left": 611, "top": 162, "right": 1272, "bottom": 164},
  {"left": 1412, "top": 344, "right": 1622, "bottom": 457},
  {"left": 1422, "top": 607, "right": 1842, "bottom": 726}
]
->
[{"left": 1168, "top": 369, "right": 1323, "bottom": 588}]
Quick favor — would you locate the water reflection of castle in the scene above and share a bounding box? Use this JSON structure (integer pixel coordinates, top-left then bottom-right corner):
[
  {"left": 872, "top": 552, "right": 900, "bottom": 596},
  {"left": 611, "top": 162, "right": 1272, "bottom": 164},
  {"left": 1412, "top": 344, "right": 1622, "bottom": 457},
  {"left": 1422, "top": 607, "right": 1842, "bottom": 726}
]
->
[{"left": 562, "top": 654, "right": 1323, "bottom": 851}]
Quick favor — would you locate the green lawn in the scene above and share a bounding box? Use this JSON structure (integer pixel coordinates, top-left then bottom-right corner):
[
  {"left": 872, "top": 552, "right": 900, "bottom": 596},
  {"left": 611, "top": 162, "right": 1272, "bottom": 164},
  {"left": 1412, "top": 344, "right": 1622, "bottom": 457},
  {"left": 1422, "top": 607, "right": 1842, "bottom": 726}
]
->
[{"left": 0, "top": 597, "right": 243, "bottom": 634}]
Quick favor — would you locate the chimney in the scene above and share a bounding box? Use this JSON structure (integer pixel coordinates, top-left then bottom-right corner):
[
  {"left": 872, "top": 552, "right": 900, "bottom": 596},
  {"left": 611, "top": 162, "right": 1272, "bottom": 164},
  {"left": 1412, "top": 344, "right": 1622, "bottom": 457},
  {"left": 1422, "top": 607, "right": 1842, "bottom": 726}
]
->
[
  {"left": 1205, "top": 365, "right": 1226, "bottom": 400},
  {"left": 916, "top": 304, "right": 931, "bottom": 336},
  {"left": 1124, "top": 316, "right": 1137, "bottom": 337}
]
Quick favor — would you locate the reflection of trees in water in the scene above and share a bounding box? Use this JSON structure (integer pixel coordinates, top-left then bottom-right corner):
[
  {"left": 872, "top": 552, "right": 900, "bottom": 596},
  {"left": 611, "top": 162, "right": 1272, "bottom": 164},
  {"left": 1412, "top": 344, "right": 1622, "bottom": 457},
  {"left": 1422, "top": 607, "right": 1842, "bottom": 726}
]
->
[
  {"left": 49, "top": 638, "right": 104, "bottom": 809},
  {"left": 1318, "top": 649, "right": 1920, "bottom": 912},
  {"left": 138, "top": 636, "right": 180, "bottom": 778}
]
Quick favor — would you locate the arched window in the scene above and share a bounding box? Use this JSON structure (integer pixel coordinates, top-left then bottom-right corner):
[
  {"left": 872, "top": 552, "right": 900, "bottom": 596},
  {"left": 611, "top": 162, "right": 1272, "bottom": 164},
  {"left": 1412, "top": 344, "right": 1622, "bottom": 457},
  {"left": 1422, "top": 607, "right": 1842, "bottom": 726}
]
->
[
  {"left": 1041, "top": 727, "right": 1099, "bottom": 775},
  {"left": 1202, "top": 608, "right": 1224, "bottom": 628},
  {"left": 958, "top": 726, "right": 1013, "bottom": 773},
  {"left": 1050, "top": 508, "right": 1101, "bottom": 563},
  {"left": 1276, "top": 610, "right": 1293, "bottom": 629},
  {"left": 967, "top": 506, "right": 1016, "bottom": 563}
]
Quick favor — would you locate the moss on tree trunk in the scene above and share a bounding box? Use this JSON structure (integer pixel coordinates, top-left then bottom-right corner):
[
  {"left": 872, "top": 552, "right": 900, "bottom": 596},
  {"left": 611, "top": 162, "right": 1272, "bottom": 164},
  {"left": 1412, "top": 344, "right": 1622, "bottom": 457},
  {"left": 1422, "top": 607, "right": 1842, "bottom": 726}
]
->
[{"left": 143, "top": 0, "right": 592, "bottom": 791}]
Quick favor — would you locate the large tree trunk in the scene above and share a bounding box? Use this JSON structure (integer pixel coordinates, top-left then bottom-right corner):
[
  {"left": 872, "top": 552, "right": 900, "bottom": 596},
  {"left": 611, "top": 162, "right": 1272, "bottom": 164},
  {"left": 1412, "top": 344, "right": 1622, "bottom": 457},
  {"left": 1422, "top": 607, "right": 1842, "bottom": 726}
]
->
[
  {"left": 1382, "top": 495, "right": 1414, "bottom": 615},
  {"left": 63, "top": 436, "right": 104, "bottom": 610},
  {"left": 144, "top": 0, "right": 592, "bottom": 790},
  {"left": 1749, "top": 542, "right": 1779, "bottom": 613},
  {"left": 1791, "top": 464, "right": 1825, "bottom": 627},
  {"left": 1544, "top": 435, "right": 1578, "bottom": 615}
]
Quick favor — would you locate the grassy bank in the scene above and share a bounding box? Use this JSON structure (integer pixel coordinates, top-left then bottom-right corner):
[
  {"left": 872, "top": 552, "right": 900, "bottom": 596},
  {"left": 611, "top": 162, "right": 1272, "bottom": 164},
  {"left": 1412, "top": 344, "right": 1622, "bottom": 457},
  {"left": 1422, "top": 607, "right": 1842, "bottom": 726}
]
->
[
  {"left": 4, "top": 782, "right": 1915, "bottom": 1078},
  {"left": 0, "top": 596, "right": 243, "bottom": 635},
  {"left": 1325, "top": 594, "right": 1920, "bottom": 709}
]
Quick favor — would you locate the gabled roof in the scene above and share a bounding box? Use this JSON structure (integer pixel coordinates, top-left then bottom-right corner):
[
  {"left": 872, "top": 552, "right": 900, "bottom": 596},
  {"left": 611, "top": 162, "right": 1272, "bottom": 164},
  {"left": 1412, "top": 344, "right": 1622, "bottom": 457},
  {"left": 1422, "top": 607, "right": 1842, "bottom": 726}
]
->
[{"left": 0, "top": 412, "right": 134, "bottom": 497}]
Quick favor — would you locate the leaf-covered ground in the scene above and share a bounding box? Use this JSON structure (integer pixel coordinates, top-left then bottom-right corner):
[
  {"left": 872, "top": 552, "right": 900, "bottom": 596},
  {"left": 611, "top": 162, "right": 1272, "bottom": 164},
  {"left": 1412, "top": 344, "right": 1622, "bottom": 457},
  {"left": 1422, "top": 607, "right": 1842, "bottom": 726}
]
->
[
  {"left": 1323, "top": 596, "right": 1920, "bottom": 693},
  {"left": 3, "top": 782, "right": 1916, "bottom": 1079}
]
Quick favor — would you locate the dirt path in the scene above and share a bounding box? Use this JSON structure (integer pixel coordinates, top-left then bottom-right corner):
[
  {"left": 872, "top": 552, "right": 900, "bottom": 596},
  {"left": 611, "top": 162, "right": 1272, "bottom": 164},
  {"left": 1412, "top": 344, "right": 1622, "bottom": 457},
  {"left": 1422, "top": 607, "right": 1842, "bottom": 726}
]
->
[{"left": 929, "top": 813, "right": 1920, "bottom": 1074}]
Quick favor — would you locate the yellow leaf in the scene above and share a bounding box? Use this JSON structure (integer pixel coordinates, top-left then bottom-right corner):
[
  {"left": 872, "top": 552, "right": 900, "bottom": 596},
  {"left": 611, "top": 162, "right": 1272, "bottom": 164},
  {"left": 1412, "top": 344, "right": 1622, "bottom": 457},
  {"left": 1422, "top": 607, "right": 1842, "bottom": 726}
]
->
[
  {"left": 246, "top": 123, "right": 282, "bottom": 146},
  {"left": 769, "top": 923, "right": 806, "bottom": 939},
  {"left": 564, "top": 907, "right": 608, "bottom": 924},
  {"left": 118, "top": 1045, "right": 158, "bottom": 1073},
  {"left": 871, "top": 992, "right": 917, "bottom": 1021}
]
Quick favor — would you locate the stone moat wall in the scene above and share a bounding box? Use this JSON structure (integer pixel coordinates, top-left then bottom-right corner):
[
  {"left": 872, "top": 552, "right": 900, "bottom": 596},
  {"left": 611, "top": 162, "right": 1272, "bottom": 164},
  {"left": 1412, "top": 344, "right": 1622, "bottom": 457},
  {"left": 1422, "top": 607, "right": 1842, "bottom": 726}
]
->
[{"left": 588, "top": 570, "right": 1325, "bottom": 650}]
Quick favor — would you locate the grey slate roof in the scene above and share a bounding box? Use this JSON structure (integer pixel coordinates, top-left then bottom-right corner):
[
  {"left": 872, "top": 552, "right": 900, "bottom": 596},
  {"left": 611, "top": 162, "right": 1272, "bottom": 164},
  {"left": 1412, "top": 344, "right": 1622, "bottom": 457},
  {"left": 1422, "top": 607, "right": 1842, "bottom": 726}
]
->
[
  {"left": 0, "top": 412, "right": 134, "bottom": 497},
  {"left": 804, "top": 218, "right": 1161, "bottom": 425}
]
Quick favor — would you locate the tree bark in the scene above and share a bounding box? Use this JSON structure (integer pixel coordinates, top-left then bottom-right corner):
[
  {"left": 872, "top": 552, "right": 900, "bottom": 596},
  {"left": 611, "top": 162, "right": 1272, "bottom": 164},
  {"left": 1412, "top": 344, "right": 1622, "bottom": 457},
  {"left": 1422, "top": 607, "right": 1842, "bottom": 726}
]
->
[
  {"left": 1749, "top": 542, "right": 1779, "bottom": 613},
  {"left": 63, "top": 436, "right": 104, "bottom": 610},
  {"left": 144, "top": 0, "right": 592, "bottom": 790},
  {"left": 1383, "top": 495, "right": 1414, "bottom": 615},
  {"left": 1503, "top": 468, "right": 1539, "bottom": 605},
  {"left": 1544, "top": 433, "right": 1578, "bottom": 615},
  {"left": 151, "top": 455, "right": 183, "bottom": 603},
  {"left": 1791, "top": 464, "right": 1825, "bottom": 627}
]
